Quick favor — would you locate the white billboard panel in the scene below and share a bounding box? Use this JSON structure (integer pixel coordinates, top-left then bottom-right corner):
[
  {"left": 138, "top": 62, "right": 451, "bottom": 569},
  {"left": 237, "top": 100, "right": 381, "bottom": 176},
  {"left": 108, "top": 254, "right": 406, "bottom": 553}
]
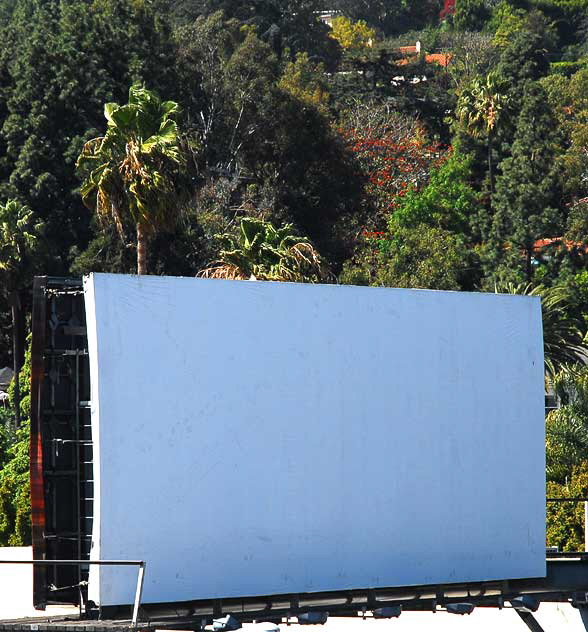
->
[{"left": 84, "top": 273, "right": 545, "bottom": 606}]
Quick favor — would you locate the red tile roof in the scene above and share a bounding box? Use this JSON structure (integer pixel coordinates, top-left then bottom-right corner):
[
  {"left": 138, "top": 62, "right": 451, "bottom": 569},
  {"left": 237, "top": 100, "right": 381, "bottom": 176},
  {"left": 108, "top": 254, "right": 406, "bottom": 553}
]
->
[
  {"left": 533, "top": 237, "right": 588, "bottom": 254},
  {"left": 398, "top": 46, "right": 418, "bottom": 55},
  {"left": 425, "top": 53, "right": 452, "bottom": 67}
]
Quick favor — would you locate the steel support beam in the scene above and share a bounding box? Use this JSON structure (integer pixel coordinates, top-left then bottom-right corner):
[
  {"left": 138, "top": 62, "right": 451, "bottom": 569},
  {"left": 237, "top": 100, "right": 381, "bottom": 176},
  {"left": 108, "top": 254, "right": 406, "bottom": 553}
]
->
[
  {"left": 516, "top": 610, "right": 546, "bottom": 632},
  {"left": 577, "top": 605, "right": 588, "bottom": 632}
]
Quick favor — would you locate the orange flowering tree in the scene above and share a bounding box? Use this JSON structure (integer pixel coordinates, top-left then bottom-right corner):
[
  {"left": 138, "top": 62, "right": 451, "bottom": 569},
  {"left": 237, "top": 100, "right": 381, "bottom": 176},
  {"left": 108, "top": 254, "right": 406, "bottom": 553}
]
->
[
  {"left": 337, "top": 103, "right": 445, "bottom": 232},
  {"left": 336, "top": 103, "right": 469, "bottom": 288}
]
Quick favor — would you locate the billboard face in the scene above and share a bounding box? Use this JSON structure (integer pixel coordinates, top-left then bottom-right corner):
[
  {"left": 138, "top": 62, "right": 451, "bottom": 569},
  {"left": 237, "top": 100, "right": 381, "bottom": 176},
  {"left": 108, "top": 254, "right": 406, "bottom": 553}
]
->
[{"left": 84, "top": 274, "right": 545, "bottom": 606}]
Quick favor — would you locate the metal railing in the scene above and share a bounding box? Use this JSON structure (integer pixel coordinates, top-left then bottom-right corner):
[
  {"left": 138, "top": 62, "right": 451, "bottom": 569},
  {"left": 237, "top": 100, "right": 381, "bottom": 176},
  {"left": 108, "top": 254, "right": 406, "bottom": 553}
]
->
[{"left": 0, "top": 559, "right": 145, "bottom": 627}]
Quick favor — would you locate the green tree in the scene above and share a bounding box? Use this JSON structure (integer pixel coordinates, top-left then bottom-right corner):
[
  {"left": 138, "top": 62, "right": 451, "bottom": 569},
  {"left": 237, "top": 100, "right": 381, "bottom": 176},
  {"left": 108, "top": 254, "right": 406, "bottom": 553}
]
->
[
  {"left": 175, "top": 11, "right": 362, "bottom": 269},
  {"left": 331, "top": 0, "right": 440, "bottom": 34},
  {"left": 490, "top": 82, "right": 563, "bottom": 282},
  {"left": 223, "top": 30, "right": 280, "bottom": 164},
  {"left": 175, "top": 14, "right": 279, "bottom": 174},
  {"left": 494, "top": 283, "right": 585, "bottom": 379},
  {"left": 0, "top": 338, "right": 33, "bottom": 545},
  {"left": 199, "top": 217, "right": 328, "bottom": 281},
  {"left": 454, "top": 0, "right": 491, "bottom": 31},
  {"left": 328, "top": 16, "right": 376, "bottom": 54},
  {"left": 0, "top": 423, "right": 30, "bottom": 546},
  {"left": 489, "top": 2, "right": 526, "bottom": 48},
  {"left": 0, "top": 199, "right": 42, "bottom": 428},
  {"left": 77, "top": 85, "right": 188, "bottom": 275},
  {"left": 341, "top": 224, "right": 470, "bottom": 290},
  {"left": 390, "top": 151, "right": 479, "bottom": 236},
  {"left": 0, "top": 409, "right": 15, "bottom": 470},
  {"left": 278, "top": 52, "right": 329, "bottom": 113},
  {"left": 541, "top": 68, "right": 588, "bottom": 199},
  {"left": 547, "top": 462, "right": 588, "bottom": 551},
  {"left": 183, "top": 0, "right": 340, "bottom": 68},
  {"left": 174, "top": 11, "right": 246, "bottom": 169},
  {"left": 495, "top": 13, "right": 557, "bottom": 89},
  {"left": 546, "top": 367, "right": 588, "bottom": 483}
]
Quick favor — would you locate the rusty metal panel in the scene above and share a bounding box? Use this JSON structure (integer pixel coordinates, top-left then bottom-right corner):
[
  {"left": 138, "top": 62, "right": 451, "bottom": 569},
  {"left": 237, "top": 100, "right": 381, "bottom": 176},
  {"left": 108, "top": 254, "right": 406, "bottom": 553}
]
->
[{"left": 30, "top": 277, "right": 48, "bottom": 609}]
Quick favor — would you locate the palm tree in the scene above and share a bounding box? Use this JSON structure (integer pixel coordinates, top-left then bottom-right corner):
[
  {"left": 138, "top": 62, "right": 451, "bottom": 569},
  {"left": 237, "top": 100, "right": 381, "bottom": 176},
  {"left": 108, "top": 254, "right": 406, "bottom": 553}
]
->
[
  {"left": 198, "top": 217, "right": 328, "bottom": 282},
  {"left": 0, "top": 199, "right": 43, "bottom": 428},
  {"left": 494, "top": 282, "right": 586, "bottom": 379},
  {"left": 76, "top": 84, "right": 187, "bottom": 275},
  {"left": 456, "top": 73, "right": 509, "bottom": 192}
]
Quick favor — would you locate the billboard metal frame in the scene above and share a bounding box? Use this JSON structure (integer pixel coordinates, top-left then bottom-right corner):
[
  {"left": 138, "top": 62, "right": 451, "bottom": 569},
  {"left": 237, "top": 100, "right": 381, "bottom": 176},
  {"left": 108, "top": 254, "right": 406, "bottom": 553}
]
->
[{"left": 30, "top": 277, "right": 93, "bottom": 608}]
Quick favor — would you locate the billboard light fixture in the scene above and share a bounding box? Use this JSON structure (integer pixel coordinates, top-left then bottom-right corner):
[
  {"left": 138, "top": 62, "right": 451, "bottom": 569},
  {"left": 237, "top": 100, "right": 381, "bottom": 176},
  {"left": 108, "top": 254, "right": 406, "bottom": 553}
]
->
[
  {"left": 510, "top": 596, "right": 540, "bottom": 613},
  {"left": 373, "top": 606, "right": 402, "bottom": 618},
  {"left": 446, "top": 603, "right": 475, "bottom": 615},
  {"left": 212, "top": 615, "right": 242, "bottom": 631},
  {"left": 297, "top": 612, "right": 329, "bottom": 625}
]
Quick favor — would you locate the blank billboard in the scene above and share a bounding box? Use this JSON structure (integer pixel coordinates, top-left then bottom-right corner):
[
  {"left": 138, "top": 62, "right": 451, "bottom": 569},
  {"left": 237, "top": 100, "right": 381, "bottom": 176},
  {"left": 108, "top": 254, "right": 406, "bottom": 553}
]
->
[{"left": 84, "top": 273, "right": 545, "bottom": 606}]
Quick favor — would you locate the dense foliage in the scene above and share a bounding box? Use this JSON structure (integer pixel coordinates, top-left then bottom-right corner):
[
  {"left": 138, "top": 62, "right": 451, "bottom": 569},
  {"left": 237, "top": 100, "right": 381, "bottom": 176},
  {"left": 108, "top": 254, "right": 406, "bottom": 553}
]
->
[
  {"left": 1, "top": 0, "right": 588, "bottom": 545},
  {"left": 547, "top": 367, "right": 588, "bottom": 550},
  {"left": 0, "top": 340, "right": 31, "bottom": 545}
]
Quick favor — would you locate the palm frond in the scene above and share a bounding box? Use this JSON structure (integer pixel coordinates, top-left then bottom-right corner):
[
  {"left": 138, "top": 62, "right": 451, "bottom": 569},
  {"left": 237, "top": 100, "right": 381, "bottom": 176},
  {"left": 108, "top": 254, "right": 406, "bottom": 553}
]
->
[
  {"left": 198, "top": 218, "right": 330, "bottom": 283},
  {"left": 76, "top": 83, "right": 188, "bottom": 241},
  {"left": 0, "top": 199, "right": 43, "bottom": 283},
  {"left": 197, "top": 263, "right": 248, "bottom": 280},
  {"left": 456, "top": 72, "right": 509, "bottom": 137},
  {"left": 547, "top": 365, "right": 588, "bottom": 482}
]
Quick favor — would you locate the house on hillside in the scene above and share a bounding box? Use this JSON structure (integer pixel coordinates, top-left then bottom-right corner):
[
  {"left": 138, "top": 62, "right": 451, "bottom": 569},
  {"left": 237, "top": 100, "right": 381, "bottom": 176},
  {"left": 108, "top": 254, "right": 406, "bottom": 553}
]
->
[
  {"left": 395, "top": 42, "right": 452, "bottom": 68},
  {"left": 316, "top": 10, "right": 339, "bottom": 27}
]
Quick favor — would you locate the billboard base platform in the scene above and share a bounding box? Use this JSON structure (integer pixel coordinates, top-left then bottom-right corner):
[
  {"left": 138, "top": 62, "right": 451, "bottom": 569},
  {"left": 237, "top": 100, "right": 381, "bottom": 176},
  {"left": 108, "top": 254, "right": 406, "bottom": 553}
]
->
[{"left": 2, "top": 555, "right": 588, "bottom": 632}]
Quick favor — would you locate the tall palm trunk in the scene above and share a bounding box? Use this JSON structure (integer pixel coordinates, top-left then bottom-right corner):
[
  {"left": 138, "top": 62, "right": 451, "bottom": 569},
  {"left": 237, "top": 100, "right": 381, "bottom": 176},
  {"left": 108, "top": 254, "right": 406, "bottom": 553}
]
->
[
  {"left": 9, "top": 290, "right": 20, "bottom": 429},
  {"left": 488, "top": 130, "right": 494, "bottom": 194},
  {"left": 137, "top": 221, "right": 147, "bottom": 275}
]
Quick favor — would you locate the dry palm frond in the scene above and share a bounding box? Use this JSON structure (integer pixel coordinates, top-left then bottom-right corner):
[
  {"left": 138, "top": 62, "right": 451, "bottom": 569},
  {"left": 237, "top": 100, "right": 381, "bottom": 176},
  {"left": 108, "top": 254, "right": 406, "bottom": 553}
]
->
[
  {"left": 285, "top": 242, "right": 328, "bottom": 282},
  {"left": 197, "top": 263, "right": 248, "bottom": 280}
]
